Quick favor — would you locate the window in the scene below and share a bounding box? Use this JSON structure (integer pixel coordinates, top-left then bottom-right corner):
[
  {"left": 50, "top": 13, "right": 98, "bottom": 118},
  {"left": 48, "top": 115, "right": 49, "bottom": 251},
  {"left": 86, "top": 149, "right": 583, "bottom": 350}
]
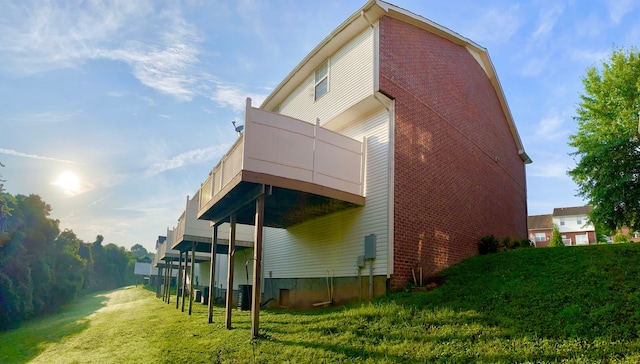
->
[
  {"left": 577, "top": 217, "right": 582, "bottom": 225},
  {"left": 560, "top": 218, "right": 565, "bottom": 226},
  {"left": 535, "top": 233, "right": 546, "bottom": 242},
  {"left": 314, "top": 60, "right": 329, "bottom": 101}
]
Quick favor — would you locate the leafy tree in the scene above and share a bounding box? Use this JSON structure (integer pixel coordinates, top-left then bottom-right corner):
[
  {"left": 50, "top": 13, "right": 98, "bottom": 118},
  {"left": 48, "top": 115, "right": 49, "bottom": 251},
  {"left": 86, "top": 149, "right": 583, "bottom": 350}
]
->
[
  {"left": 550, "top": 225, "right": 565, "bottom": 247},
  {"left": 568, "top": 47, "right": 640, "bottom": 232},
  {"left": 50, "top": 230, "right": 86, "bottom": 306},
  {"left": 130, "top": 243, "right": 148, "bottom": 259}
]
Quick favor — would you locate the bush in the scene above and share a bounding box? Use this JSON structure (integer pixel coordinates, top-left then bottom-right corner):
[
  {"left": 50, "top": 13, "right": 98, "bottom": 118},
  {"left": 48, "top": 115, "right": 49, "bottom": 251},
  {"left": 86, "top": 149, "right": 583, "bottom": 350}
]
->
[
  {"left": 613, "top": 232, "right": 630, "bottom": 244},
  {"left": 478, "top": 235, "right": 499, "bottom": 255},
  {"left": 515, "top": 238, "right": 533, "bottom": 248},
  {"left": 549, "top": 225, "right": 565, "bottom": 247},
  {"left": 501, "top": 236, "right": 514, "bottom": 250}
]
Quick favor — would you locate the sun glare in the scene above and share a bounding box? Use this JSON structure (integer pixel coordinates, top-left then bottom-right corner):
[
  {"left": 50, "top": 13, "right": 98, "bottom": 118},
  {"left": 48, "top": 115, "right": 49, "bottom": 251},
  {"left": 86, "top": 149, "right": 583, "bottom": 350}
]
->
[{"left": 53, "top": 171, "right": 81, "bottom": 195}]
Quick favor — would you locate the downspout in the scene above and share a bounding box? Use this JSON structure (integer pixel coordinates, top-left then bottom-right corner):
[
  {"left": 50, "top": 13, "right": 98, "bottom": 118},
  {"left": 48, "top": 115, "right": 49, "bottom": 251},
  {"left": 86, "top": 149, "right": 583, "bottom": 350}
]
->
[{"left": 364, "top": 8, "right": 395, "bottom": 294}]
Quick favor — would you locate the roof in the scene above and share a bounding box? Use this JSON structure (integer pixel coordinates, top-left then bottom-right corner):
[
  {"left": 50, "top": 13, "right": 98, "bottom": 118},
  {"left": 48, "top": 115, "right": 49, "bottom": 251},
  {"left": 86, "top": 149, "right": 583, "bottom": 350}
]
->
[
  {"left": 528, "top": 214, "right": 553, "bottom": 230},
  {"left": 553, "top": 206, "right": 593, "bottom": 217},
  {"left": 259, "top": 0, "right": 530, "bottom": 164}
]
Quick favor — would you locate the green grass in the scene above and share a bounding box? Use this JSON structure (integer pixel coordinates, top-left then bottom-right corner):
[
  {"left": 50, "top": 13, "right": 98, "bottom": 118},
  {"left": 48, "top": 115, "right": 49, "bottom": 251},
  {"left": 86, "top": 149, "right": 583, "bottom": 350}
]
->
[{"left": 3, "top": 243, "right": 640, "bottom": 363}]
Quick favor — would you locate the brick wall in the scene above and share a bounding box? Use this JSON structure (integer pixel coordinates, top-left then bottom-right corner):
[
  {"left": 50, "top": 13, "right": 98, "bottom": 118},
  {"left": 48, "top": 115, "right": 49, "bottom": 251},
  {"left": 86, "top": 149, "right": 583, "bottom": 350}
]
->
[{"left": 378, "top": 16, "right": 528, "bottom": 290}]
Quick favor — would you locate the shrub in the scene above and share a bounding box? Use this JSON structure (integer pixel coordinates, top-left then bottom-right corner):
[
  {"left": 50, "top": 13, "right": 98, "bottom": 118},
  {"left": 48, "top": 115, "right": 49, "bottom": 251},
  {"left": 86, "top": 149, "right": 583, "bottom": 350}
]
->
[
  {"left": 501, "top": 236, "right": 514, "bottom": 251},
  {"left": 613, "top": 232, "right": 630, "bottom": 244},
  {"left": 478, "top": 235, "right": 499, "bottom": 255},
  {"left": 549, "top": 225, "right": 565, "bottom": 247},
  {"left": 515, "top": 238, "right": 533, "bottom": 248}
]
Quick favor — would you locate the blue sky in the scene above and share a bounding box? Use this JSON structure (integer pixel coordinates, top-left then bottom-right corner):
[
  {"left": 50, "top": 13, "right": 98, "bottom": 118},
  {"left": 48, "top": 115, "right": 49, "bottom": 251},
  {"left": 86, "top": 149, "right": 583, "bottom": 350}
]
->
[{"left": 1, "top": 0, "right": 638, "bottom": 252}]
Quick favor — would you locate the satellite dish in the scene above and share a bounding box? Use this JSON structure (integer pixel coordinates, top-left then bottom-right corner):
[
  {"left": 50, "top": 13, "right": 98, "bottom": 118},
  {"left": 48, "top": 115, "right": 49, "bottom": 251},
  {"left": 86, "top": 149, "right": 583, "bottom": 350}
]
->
[{"left": 232, "top": 121, "right": 244, "bottom": 135}]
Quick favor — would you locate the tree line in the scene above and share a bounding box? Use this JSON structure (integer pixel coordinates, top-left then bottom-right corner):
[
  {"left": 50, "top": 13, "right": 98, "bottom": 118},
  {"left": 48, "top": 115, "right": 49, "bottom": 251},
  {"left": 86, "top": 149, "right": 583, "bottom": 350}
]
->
[{"left": 0, "top": 189, "right": 142, "bottom": 331}]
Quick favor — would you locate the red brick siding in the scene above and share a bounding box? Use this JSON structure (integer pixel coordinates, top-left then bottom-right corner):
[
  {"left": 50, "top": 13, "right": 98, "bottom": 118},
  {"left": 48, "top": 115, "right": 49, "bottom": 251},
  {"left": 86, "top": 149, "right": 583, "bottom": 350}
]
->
[{"left": 378, "top": 17, "right": 528, "bottom": 290}]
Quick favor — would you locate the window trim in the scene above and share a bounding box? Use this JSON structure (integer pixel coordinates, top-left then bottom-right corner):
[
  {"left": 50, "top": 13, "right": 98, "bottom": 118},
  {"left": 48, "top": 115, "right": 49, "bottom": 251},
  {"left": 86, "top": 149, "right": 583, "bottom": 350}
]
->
[{"left": 314, "top": 59, "right": 329, "bottom": 101}]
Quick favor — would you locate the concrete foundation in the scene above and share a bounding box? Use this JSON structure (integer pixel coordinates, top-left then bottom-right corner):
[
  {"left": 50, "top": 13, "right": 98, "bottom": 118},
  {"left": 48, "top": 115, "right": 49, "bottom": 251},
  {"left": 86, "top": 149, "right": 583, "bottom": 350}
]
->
[{"left": 261, "top": 275, "right": 387, "bottom": 308}]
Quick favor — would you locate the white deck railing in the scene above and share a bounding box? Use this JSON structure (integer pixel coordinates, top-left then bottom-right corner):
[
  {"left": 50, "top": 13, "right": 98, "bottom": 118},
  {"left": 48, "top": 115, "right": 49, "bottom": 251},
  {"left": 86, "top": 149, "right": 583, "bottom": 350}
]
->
[{"left": 199, "top": 98, "right": 364, "bottom": 214}]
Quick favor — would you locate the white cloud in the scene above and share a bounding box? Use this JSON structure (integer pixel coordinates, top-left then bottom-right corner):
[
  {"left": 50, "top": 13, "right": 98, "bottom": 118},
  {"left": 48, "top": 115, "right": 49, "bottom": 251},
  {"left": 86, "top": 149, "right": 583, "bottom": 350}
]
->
[
  {"left": 145, "top": 144, "right": 232, "bottom": 177},
  {"left": 211, "top": 83, "right": 268, "bottom": 113},
  {"left": 608, "top": 0, "right": 637, "bottom": 24},
  {"left": 465, "top": 6, "right": 524, "bottom": 44},
  {"left": 0, "top": 1, "right": 205, "bottom": 102},
  {"left": 532, "top": 4, "right": 564, "bottom": 39},
  {"left": 528, "top": 160, "right": 571, "bottom": 179},
  {"left": 569, "top": 49, "right": 610, "bottom": 65},
  {"left": 535, "top": 113, "right": 568, "bottom": 141},
  {"left": 7, "top": 110, "right": 83, "bottom": 124},
  {"left": 0, "top": 147, "right": 79, "bottom": 164}
]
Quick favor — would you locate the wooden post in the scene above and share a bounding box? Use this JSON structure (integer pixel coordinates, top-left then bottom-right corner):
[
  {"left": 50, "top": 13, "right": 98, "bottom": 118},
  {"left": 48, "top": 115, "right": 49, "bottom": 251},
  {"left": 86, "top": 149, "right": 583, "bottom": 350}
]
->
[
  {"left": 156, "top": 265, "right": 163, "bottom": 298},
  {"left": 181, "top": 250, "right": 188, "bottom": 312},
  {"left": 225, "top": 214, "right": 236, "bottom": 329},
  {"left": 163, "top": 261, "right": 169, "bottom": 302},
  {"left": 167, "top": 259, "right": 173, "bottom": 304},
  {"left": 189, "top": 243, "right": 196, "bottom": 315},
  {"left": 176, "top": 252, "right": 183, "bottom": 309},
  {"left": 251, "top": 192, "right": 265, "bottom": 338},
  {"left": 208, "top": 224, "right": 218, "bottom": 323}
]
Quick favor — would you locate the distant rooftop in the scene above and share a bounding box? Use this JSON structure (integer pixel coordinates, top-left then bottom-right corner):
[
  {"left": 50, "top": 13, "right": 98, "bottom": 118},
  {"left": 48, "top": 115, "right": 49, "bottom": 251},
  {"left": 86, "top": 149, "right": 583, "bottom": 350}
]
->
[
  {"left": 528, "top": 214, "right": 553, "bottom": 230},
  {"left": 552, "top": 206, "right": 592, "bottom": 217}
]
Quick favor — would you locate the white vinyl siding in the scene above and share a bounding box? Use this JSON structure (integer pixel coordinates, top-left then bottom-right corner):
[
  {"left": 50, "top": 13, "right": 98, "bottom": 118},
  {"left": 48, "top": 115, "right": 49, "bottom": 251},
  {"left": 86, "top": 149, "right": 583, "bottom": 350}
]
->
[
  {"left": 277, "top": 27, "right": 374, "bottom": 126},
  {"left": 195, "top": 250, "right": 254, "bottom": 291},
  {"left": 263, "top": 108, "right": 389, "bottom": 279}
]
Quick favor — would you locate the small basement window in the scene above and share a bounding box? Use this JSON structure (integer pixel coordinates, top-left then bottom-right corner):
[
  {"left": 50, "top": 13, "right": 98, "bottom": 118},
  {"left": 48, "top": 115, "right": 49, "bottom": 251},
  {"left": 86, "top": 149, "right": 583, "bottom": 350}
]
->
[{"left": 314, "top": 59, "right": 329, "bottom": 101}]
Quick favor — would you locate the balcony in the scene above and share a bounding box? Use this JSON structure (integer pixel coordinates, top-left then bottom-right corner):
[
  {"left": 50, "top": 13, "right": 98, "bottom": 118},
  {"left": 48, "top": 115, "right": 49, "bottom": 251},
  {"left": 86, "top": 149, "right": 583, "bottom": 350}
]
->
[
  {"left": 198, "top": 98, "right": 365, "bottom": 227},
  {"left": 172, "top": 191, "right": 254, "bottom": 253}
]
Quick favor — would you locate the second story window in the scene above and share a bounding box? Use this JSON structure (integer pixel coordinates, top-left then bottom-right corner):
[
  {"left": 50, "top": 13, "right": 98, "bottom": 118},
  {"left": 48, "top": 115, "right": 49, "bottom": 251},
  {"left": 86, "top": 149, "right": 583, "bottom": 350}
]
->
[
  {"left": 560, "top": 218, "right": 565, "bottom": 226},
  {"left": 577, "top": 217, "right": 582, "bottom": 225},
  {"left": 314, "top": 60, "right": 329, "bottom": 101}
]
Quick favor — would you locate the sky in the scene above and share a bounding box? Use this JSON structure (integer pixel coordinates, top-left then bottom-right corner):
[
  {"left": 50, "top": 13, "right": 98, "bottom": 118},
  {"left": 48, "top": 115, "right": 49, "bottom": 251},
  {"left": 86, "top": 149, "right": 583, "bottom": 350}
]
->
[{"left": 1, "top": 0, "right": 638, "bottom": 253}]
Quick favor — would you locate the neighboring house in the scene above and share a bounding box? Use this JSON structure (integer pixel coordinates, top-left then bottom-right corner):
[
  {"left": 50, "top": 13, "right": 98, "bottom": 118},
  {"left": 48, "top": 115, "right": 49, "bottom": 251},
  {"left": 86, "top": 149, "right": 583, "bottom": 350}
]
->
[
  {"left": 528, "top": 206, "right": 597, "bottom": 247},
  {"left": 553, "top": 206, "right": 596, "bottom": 245},
  {"left": 194, "top": 0, "right": 530, "bottom": 309},
  {"left": 528, "top": 214, "right": 553, "bottom": 248}
]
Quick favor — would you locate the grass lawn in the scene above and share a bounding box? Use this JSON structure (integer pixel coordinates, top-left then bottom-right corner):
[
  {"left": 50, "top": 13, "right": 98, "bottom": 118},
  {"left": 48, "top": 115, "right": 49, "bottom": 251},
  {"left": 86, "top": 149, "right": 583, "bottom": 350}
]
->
[{"left": 2, "top": 243, "right": 640, "bottom": 363}]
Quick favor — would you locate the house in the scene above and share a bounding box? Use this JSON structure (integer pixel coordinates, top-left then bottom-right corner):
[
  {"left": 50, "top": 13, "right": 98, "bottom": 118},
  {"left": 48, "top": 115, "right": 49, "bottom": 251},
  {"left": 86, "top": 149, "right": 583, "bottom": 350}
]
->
[
  {"left": 195, "top": 0, "right": 529, "bottom": 326},
  {"left": 553, "top": 206, "right": 596, "bottom": 245},
  {"left": 152, "top": 234, "right": 178, "bottom": 298},
  {"left": 528, "top": 206, "right": 597, "bottom": 247},
  {"left": 528, "top": 214, "right": 553, "bottom": 247}
]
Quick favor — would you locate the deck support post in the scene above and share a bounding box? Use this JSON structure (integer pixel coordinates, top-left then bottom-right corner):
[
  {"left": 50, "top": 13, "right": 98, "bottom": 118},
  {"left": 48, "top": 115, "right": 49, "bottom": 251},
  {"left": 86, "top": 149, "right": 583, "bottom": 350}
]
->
[
  {"left": 189, "top": 243, "right": 196, "bottom": 315},
  {"left": 167, "top": 259, "right": 173, "bottom": 304},
  {"left": 163, "top": 261, "right": 169, "bottom": 302},
  {"left": 225, "top": 214, "right": 236, "bottom": 329},
  {"left": 176, "top": 252, "right": 183, "bottom": 309},
  {"left": 181, "top": 250, "right": 188, "bottom": 312},
  {"left": 156, "top": 266, "right": 163, "bottom": 298},
  {"left": 208, "top": 224, "right": 219, "bottom": 323},
  {"left": 251, "top": 191, "right": 265, "bottom": 339}
]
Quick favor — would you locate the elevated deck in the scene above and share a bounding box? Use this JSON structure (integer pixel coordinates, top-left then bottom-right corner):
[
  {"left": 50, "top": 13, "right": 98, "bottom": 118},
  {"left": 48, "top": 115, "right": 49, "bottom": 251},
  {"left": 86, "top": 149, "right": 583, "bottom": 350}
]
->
[
  {"left": 198, "top": 99, "right": 365, "bottom": 227},
  {"left": 171, "top": 192, "right": 254, "bottom": 253}
]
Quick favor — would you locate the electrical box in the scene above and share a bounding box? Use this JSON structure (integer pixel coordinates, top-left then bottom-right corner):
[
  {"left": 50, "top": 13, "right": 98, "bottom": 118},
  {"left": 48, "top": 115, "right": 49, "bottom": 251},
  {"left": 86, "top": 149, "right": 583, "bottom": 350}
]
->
[
  {"left": 364, "top": 234, "right": 376, "bottom": 260},
  {"left": 356, "top": 255, "right": 365, "bottom": 268}
]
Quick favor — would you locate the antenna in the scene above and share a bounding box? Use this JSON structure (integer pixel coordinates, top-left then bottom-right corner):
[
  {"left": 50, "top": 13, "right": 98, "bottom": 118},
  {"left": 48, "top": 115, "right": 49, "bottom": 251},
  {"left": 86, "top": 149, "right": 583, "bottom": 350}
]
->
[{"left": 232, "top": 121, "right": 244, "bottom": 136}]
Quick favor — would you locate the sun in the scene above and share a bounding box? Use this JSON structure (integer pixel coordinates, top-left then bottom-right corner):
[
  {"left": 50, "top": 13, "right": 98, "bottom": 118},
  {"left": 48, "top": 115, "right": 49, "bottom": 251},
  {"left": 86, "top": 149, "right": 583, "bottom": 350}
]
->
[{"left": 53, "top": 171, "right": 81, "bottom": 195}]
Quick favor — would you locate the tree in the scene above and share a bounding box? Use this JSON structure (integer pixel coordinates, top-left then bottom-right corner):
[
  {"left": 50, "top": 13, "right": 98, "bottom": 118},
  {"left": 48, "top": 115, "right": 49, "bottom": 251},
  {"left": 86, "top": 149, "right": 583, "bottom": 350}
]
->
[
  {"left": 550, "top": 225, "right": 565, "bottom": 247},
  {"left": 568, "top": 47, "right": 640, "bottom": 232},
  {"left": 130, "top": 243, "right": 148, "bottom": 259}
]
